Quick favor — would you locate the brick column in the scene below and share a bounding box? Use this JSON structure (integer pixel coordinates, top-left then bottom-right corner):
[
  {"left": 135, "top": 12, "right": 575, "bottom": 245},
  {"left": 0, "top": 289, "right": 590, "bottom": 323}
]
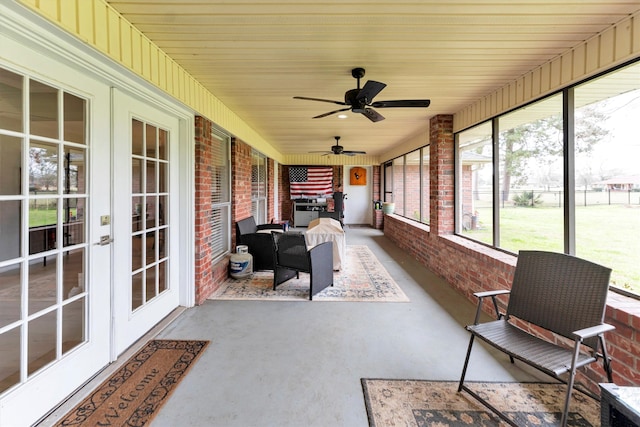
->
[
  {"left": 429, "top": 114, "right": 454, "bottom": 235},
  {"left": 373, "top": 165, "right": 383, "bottom": 229}
]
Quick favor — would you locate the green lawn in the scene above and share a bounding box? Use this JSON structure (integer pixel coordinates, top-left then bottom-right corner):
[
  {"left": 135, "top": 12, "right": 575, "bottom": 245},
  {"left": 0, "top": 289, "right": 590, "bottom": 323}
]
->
[
  {"left": 29, "top": 208, "right": 57, "bottom": 227},
  {"left": 463, "top": 205, "right": 640, "bottom": 294}
]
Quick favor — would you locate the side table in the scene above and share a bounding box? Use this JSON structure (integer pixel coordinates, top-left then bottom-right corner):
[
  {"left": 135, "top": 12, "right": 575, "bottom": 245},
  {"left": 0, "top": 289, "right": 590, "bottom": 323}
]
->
[{"left": 600, "top": 383, "right": 640, "bottom": 426}]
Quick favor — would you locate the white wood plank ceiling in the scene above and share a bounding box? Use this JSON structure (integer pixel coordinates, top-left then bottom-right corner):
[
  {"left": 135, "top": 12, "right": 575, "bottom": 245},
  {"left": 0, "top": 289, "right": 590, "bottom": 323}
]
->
[{"left": 106, "top": 0, "right": 640, "bottom": 158}]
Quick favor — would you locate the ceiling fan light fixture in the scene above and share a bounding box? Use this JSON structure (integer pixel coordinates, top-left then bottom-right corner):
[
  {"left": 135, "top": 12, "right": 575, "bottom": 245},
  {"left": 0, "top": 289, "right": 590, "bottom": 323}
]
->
[
  {"left": 337, "top": 114, "right": 348, "bottom": 119},
  {"left": 293, "top": 67, "right": 430, "bottom": 123}
]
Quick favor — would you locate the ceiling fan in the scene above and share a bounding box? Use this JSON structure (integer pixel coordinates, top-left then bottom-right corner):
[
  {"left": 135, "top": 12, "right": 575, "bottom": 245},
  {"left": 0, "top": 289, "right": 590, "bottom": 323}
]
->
[
  {"left": 310, "top": 136, "right": 366, "bottom": 156},
  {"left": 293, "top": 67, "right": 430, "bottom": 122}
]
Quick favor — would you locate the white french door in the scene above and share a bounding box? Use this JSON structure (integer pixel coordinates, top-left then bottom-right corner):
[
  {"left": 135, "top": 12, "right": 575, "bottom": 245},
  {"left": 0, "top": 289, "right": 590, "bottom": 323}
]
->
[
  {"left": 111, "top": 90, "right": 181, "bottom": 356},
  {"left": 0, "top": 43, "right": 112, "bottom": 426}
]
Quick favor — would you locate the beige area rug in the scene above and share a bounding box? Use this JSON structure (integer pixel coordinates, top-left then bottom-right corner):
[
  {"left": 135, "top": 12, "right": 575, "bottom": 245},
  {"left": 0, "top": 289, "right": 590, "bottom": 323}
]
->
[
  {"left": 53, "top": 340, "right": 209, "bottom": 427},
  {"left": 210, "top": 245, "right": 409, "bottom": 302},
  {"left": 361, "top": 379, "right": 600, "bottom": 426}
]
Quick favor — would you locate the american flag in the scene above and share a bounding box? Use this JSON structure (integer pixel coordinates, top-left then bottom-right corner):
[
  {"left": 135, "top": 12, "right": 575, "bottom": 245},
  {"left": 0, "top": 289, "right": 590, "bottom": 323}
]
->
[{"left": 289, "top": 166, "right": 333, "bottom": 198}]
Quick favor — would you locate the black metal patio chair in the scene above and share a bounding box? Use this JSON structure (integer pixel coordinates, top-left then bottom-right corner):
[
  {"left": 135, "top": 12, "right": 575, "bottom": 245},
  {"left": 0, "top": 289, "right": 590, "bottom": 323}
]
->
[{"left": 458, "top": 250, "right": 615, "bottom": 427}]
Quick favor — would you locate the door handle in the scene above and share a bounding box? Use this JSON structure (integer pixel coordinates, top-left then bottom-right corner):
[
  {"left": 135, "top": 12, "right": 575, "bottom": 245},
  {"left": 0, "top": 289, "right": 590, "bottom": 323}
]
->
[{"left": 94, "top": 235, "right": 114, "bottom": 246}]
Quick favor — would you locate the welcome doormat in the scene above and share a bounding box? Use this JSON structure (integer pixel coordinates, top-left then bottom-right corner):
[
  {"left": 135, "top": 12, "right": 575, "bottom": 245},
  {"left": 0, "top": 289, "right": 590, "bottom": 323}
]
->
[
  {"left": 361, "top": 379, "right": 600, "bottom": 426},
  {"left": 54, "top": 340, "right": 209, "bottom": 427},
  {"left": 210, "top": 245, "right": 409, "bottom": 302}
]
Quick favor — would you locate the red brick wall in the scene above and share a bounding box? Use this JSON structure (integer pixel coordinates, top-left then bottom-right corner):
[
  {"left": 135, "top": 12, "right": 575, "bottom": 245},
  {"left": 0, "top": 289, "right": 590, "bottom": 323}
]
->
[
  {"left": 384, "top": 114, "right": 640, "bottom": 392},
  {"left": 194, "top": 116, "right": 230, "bottom": 304},
  {"left": 194, "top": 120, "right": 276, "bottom": 304}
]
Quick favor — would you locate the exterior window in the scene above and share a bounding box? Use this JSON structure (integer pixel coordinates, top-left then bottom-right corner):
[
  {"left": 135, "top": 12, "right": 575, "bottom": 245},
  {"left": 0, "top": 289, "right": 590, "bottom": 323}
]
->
[
  {"left": 404, "top": 150, "right": 421, "bottom": 221},
  {"left": 251, "top": 150, "right": 267, "bottom": 224},
  {"left": 574, "top": 63, "right": 640, "bottom": 295},
  {"left": 392, "top": 157, "right": 404, "bottom": 216},
  {"left": 457, "top": 122, "right": 493, "bottom": 242},
  {"left": 453, "top": 60, "right": 640, "bottom": 297},
  {"left": 420, "top": 148, "right": 430, "bottom": 225},
  {"left": 210, "top": 130, "right": 231, "bottom": 260},
  {"left": 498, "top": 94, "right": 564, "bottom": 253},
  {"left": 385, "top": 146, "right": 430, "bottom": 224}
]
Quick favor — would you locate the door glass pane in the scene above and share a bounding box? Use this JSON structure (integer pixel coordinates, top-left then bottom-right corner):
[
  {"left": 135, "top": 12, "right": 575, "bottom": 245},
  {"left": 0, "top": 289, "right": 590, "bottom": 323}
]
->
[
  {"left": 145, "top": 265, "right": 156, "bottom": 301},
  {"left": 28, "top": 311, "right": 57, "bottom": 376},
  {"left": 0, "top": 263, "right": 21, "bottom": 328},
  {"left": 29, "top": 198, "right": 57, "bottom": 256},
  {"left": 63, "top": 248, "right": 85, "bottom": 300},
  {"left": 159, "top": 162, "right": 167, "bottom": 193},
  {"left": 131, "top": 272, "right": 143, "bottom": 310},
  {"left": 30, "top": 80, "right": 58, "bottom": 139},
  {"left": 132, "top": 158, "right": 143, "bottom": 194},
  {"left": 29, "top": 141, "right": 58, "bottom": 195},
  {"left": 63, "top": 92, "right": 86, "bottom": 144},
  {"left": 0, "top": 135, "right": 23, "bottom": 195},
  {"left": 64, "top": 198, "right": 85, "bottom": 246},
  {"left": 146, "top": 195, "right": 156, "bottom": 229},
  {"left": 132, "top": 235, "right": 142, "bottom": 272},
  {"left": 28, "top": 253, "right": 57, "bottom": 315},
  {"left": 159, "top": 129, "right": 168, "bottom": 160},
  {"left": 146, "top": 161, "right": 156, "bottom": 193},
  {"left": 63, "top": 146, "right": 86, "bottom": 194},
  {"left": 62, "top": 297, "right": 85, "bottom": 354},
  {"left": 132, "top": 119, "right": 143, "bottom": 156},
  {"left": 158, "top": 260, "right": 167, "bottom": 293},
  {"left": 0, "top": 69, "right": 23, "bottom": 132},
  {"left": 0, "top": 200, "right": 21, "bottom": 261},
  {"left": 0, "top": 327, "right": 20, "bottom": 393},
  {"left": 146, "top": 123, "right": 156, "bottom": 158}
]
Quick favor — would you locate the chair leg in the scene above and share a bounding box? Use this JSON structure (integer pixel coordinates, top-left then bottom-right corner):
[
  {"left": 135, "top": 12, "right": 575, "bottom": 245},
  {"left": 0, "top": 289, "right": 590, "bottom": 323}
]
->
[
  {"left": 458, "top": 335, "right": 475, "bottom": 392},
  {"left": 561, "top": 340, "right": 584, "bottom": 427},
  {"left": 599, "top": 335, "right": 614, "bottom": 382}
]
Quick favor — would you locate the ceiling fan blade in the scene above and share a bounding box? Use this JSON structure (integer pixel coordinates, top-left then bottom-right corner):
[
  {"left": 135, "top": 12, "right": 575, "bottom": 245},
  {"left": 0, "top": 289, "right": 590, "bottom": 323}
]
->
[
  {"left": 356, "top": 80, "right": 387, "bottom": 103},
  {"left": 312, "top": 107, "right": 350, "bottom": 119},
  {"left": 293, "top": 96, "right": 347, "bottom": 106},
  {"left": 361, "top": 108, "right": 385, "bottom": 122},
  {"left": 371, "top": 99, "right": 431, "bottom": 108},
  {"left": 342, "top": 151, "right": 367, "bottom": 156}
]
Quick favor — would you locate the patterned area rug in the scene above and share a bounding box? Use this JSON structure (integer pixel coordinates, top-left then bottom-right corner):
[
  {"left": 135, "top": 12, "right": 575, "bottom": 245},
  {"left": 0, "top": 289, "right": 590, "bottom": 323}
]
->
[
  {"left": 361, "top": 379, "right": 600, "bottom": 426},
  {"left": 54, "top": 340, "right": 209, "bottom": 427},
  {"left": 210, "top": 245, "right": 409, "bottom": 302}
]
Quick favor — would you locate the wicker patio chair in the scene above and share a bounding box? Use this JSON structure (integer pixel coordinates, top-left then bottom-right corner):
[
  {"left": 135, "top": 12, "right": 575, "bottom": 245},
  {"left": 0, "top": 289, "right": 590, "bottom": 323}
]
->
[
  {"left": 235, "top": 216, "right": 284, "bottom": 271},
  {"left": 458, "top": 250, "right": 615, "bottom": 427},
  {"left": 272, "top": 232, "right": 333, "bottom": 300}
]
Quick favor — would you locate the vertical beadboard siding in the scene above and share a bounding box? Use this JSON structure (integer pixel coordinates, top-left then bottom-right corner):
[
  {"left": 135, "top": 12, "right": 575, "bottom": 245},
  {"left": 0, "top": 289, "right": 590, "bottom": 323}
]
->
[
  {"left": 17, "top": 0, "right": 282, "bottom": 162},
  {"left": 454, "top": 12, "right": 640, "bottom": 132},
  {"left": 283, "top": 154, "right": 380, "bottom": 166}
]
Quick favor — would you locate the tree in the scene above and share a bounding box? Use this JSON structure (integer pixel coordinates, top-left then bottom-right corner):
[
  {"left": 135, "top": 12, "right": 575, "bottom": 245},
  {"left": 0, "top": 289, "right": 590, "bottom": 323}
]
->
[
  {"left": 500, "top": 104, "right": 609, "bottom": 202},
  {"left": 29, "top": 146, "right": 58, "bottom": 192}
]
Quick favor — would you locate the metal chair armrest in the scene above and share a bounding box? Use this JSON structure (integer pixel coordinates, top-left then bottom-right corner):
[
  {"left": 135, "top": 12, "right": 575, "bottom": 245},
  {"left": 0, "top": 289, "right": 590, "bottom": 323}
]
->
[
  {"left": 572, "top": 323, "right": 615, "bottom": 341},
  {"left": 472, "top": 289, "right": 510, "bottom": 324}
]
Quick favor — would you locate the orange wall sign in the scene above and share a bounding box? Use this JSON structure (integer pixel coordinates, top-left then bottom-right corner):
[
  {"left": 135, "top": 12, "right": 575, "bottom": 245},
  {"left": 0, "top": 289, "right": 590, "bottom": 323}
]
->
[{"left": 350, "top": 167, "right": 366, "bottom": 185}]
